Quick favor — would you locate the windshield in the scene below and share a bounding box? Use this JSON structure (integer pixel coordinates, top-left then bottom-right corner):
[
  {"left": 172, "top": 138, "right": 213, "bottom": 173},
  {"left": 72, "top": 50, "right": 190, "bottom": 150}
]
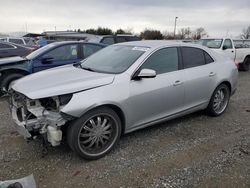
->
[
  {"left": 80, "top": 45, "right": 147, "bottom": 74},
  {"left": 197, "top": 39, "right": 223, "bottom": 49},
  {"left": 26, "top": 43, "right": 57, "bottom": 59}
]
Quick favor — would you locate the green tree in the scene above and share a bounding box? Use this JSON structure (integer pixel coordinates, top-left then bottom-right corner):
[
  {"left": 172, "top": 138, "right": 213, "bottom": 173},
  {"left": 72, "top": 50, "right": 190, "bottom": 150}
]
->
[
  {"left": 115, "top": 29, "right": 126, "bottom": 35},
  {"left": 140, "top": 29, "right": 164, "bottom": 40}
]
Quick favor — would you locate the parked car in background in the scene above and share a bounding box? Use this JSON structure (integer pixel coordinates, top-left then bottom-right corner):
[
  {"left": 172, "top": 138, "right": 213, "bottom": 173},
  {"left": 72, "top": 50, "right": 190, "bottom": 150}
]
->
[
  {"left": 2, "top": 37, "right": 38, "bottom": 49},
  {"left": 0, "top": 41, "right": 106, "bottom": 94},
  {"left": 88, "top": 34, "right": 140, "bottom": 45},
  {"left": 197, "top": 38, "right": 250, "bottom": 71},
  {"left": 9, "top": 41, "right": 238, "bottom": 160},
  {"left": 0, "top": 41, "right": 34, "bottom": 58}
]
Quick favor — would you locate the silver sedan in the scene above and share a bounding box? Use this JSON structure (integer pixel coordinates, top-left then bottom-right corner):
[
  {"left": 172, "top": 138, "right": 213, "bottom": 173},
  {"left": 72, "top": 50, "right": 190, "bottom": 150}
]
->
[{"left": 10, "top": 40, "right": 238, "bottom": 160}]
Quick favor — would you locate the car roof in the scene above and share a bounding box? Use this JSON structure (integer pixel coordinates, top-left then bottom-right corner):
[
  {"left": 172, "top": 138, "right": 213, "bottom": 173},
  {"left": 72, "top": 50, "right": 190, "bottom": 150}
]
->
[
  {"left": 114, "top": 40, "right": 197, "bottom": 48},
  {"left": 49, "top": 41, "right": 107, "bottom": 47}
]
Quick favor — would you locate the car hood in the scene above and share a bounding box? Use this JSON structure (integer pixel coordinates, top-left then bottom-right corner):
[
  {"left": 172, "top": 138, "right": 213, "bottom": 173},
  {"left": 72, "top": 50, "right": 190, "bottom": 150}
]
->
[
  {"left": 12, "top": 64, "right": 115, "bottom": 99},
  {"left": 0, "top": 56, "right": 27, "bottom": 65}
]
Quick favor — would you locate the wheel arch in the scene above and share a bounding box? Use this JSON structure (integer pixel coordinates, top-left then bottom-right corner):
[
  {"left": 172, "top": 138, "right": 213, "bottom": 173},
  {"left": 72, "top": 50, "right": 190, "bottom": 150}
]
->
[
  {"left": 0, "top": 68, "right": 30, "bottom": 79},
  {"left": 218, "top": 80, "right": 232, "bottom": 93},
  {"left": 80, "top": 104, "right": 126, "bottom": 135},
  {"left": 244, "top": 55, "right": 250, "bottom": 62}
]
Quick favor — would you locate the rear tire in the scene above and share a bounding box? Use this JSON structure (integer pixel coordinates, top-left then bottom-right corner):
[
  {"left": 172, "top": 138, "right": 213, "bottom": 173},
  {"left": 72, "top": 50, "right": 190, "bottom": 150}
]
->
[
  {"left": 0, "top": 73, "right": 24, "bottom": 93},
  {"left": 207, "top": 84, "right": 230, "bottom": 116},
  {"left": 239, "top": 57, "right": 250, "bottom": 71},
  {"left": 67, "top": 107, "right": 122, "bottom": 160}
]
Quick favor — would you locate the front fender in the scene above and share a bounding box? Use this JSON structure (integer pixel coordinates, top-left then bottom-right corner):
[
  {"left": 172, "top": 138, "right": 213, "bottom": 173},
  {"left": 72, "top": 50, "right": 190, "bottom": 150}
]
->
[{"left": 0, "top": 61, "right": 31, "bottom": 75}]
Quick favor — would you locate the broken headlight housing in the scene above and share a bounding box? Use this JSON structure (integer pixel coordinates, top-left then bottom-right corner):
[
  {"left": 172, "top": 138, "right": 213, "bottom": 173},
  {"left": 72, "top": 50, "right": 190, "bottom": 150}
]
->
[{"left": 39, "top": 94, "right": 73, "bottom": 111}]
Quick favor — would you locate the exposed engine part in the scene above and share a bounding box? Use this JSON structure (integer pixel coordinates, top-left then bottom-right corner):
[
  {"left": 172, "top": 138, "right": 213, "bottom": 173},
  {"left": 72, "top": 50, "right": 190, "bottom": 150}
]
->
[
  {"left": 10, "top": 91, "right": 69, "bottom": 146},
  {"left": 47, "top": 126, "right": 62, "bottom": 146}
]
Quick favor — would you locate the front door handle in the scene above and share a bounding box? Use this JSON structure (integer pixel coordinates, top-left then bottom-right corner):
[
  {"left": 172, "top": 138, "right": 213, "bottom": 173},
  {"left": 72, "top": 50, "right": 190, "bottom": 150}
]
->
[
  {"left": 209, "top": 72, "right": 216, "bottom": 77},
  {"left": 173, "top": 80, "right": 183, "bottom": 86}
]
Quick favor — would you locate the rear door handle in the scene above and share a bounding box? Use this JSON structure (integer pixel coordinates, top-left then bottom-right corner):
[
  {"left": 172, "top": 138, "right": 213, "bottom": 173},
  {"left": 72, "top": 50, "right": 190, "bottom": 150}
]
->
[
  {"left": 173, "top": 80, "right": 183, "bottom": 86},
  {"left": 209, "top": 72, "right": 216, "bottom": 77}
]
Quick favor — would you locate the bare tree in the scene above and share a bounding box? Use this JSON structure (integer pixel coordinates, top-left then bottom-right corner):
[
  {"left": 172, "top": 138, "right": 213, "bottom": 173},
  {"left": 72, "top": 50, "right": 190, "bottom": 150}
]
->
[
  {"left": 192, "top": 27, "right": 207, "bottom": 40},
  {"left": 241, "top": 26, "right": 250, "bottom": 39},
  {"left": 177, "top": 27, "right": 192, "bottom": 39}
]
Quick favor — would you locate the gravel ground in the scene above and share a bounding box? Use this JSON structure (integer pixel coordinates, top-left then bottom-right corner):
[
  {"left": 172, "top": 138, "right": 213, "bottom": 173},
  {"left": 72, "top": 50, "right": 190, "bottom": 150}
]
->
[{"left": 0, "top": 72, "right": 250, "bottom": 188}]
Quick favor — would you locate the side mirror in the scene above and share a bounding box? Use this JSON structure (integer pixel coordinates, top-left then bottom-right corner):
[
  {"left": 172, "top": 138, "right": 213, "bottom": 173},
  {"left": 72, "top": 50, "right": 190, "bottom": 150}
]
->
[
  {"left": 134, "top": 69, "right": 156, "bottom": 79},
  {"left": 41, "top": 57, "right": 53, "bottom": 64},
  {"left": 222, "top": 46, "right": 227, "bottom": 50}
]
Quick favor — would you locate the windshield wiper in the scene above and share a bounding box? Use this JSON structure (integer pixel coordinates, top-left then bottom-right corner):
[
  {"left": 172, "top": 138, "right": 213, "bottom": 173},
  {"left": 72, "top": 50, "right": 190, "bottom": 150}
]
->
[{"left": 81, "top": 66, "right": 96, "bottom": 72}]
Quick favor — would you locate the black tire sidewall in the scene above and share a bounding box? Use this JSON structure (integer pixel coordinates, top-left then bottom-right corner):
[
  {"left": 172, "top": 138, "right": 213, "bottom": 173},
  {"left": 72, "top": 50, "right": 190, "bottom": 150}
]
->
[
  {"left": 67, "top": 107, "right": 122, "bottom": 160},
  {"left": 207, "top": 84, "right": 230, "bottom": 116},
  {"left": 239, "top": 58, "right": 250, "bottom": 71},
  {"left": 1, "top": 73, "right": 24, "bottom": 91}
]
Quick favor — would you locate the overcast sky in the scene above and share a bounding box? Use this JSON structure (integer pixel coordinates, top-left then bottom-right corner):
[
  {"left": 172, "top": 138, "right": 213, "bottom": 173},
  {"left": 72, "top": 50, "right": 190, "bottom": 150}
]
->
[{"left": 1, "top": 0, "right": 249, "bottom": 37}]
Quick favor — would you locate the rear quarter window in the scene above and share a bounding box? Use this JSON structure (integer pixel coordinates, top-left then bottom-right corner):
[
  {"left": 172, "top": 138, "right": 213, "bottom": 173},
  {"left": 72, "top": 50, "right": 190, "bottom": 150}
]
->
[{"left": 9, "top": 38, "right": 24, "bottom": 45}]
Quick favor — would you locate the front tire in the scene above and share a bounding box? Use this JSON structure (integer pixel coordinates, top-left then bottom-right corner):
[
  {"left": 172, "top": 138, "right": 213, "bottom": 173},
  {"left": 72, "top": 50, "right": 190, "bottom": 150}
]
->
[
  {"left": 67, "top": 107, "right": 122, "bottom": 160},
  {"left": 207, "top": 84, "right": 230, "bottom": 116}
]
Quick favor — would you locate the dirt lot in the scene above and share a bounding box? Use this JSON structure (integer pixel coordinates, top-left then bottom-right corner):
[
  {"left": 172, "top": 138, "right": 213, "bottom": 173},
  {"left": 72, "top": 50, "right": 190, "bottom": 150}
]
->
[{"left": 0, "top": 72, "right": 250, "bottom": 188}]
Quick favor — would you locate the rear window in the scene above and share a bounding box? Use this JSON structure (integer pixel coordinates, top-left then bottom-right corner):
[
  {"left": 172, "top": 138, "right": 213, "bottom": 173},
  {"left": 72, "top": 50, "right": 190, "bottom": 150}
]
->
[
  {"left": 182, "top": 47, "right": 206, "bottom": 68},
  {"left": 101, "top": 37, "right": 115, "bottom": 45},
  {"left": 116, "top": 37, "right": 127, "bottom": 43},
  {"left": 125, "top": 36, "right": 140, "bottom": 41}
]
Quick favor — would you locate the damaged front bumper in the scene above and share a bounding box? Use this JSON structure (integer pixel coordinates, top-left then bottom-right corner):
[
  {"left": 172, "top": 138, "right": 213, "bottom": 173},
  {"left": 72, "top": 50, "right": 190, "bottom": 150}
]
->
[{"left": 9, "top": 91, "right": 70, "bottom": 146}]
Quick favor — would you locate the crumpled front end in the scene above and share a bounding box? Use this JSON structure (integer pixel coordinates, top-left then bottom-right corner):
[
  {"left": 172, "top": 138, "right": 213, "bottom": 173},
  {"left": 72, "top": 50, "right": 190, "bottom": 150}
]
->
[{"left": 9, "top": 90, "right": 73, "bottom": 146}]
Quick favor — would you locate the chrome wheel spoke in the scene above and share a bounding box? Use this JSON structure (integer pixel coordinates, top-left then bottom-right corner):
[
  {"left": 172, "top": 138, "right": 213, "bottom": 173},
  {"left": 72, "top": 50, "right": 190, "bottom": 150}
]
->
[
  {"left": 81, "top": 137, "right": 93, "bottom": 144},
  {"left": 103, "top": 123, "right": 111, "bottom": 131},
  {"left": 101, "top": 134, "right": 110, "bottom": 140},
  {"left": 80, "top": 133, "right": 92, "bottom": 138},
  {"left": 97, "top": 116, "right": 102, "bottom": 126},
  {"left": 87, "top": 137, "right": 97, "bottom": 148},
  {"left": 99, "top": 137, "right": 105, "bottom": 145},
  {"left": 101, "top": 118, "right": 108, "bottom": 127},
  {"left": 102, "top": 130, "right": 111, "bottom": 135},
  {"left": 90, "top": 119, "right": 96, "bottom": 128},
  {"left": 83, "top": 125, "right": 94, "bottom": 132}
]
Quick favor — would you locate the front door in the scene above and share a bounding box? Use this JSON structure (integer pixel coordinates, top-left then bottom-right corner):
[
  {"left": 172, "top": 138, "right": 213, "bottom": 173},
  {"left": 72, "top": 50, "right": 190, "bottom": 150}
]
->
[
  {"left": 32, "top": 44, "right": 80, "bottom": 72},
  {"left": 125, "top": 47, "right": 185, "bottom": 129}
]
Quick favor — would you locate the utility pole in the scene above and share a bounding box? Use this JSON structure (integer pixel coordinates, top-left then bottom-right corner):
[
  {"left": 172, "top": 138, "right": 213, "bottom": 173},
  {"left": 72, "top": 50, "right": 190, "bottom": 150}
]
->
[{"left": 173, "top": 16, "right": 178, "bottom": 39}]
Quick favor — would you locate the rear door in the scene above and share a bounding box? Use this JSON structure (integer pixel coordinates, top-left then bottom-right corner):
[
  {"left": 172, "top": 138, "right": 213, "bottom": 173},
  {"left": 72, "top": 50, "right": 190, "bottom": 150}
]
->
[
  {"left": 181, "top": 47, "right": 218, "bottom": 109},
  {"left": 32, "top": 44, "right": 81, "bottom": 72},
  {"left": 127, "top": 47, "right": 185, "bottom": 128}
]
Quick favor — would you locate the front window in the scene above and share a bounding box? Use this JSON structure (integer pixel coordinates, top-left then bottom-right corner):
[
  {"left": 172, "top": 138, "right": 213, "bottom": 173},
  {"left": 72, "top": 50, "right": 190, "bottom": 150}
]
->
[
  {"left": 80, "top": 45, "right": 147, "bottom": 74},
  {"left": 26, "top": 43, "right": 57, "bottom": 59},
  {"left": 197, "top": 39, "right": 223, "bottom": 49},
  {"left": 223, "top": 39, "right": 233, "bottom": 49},
  {"left": 140, "top": 47, "right": 179, "bottom": 74},
  {"left": 42, "top": 44, "right": 78, "bottom": 61}
]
